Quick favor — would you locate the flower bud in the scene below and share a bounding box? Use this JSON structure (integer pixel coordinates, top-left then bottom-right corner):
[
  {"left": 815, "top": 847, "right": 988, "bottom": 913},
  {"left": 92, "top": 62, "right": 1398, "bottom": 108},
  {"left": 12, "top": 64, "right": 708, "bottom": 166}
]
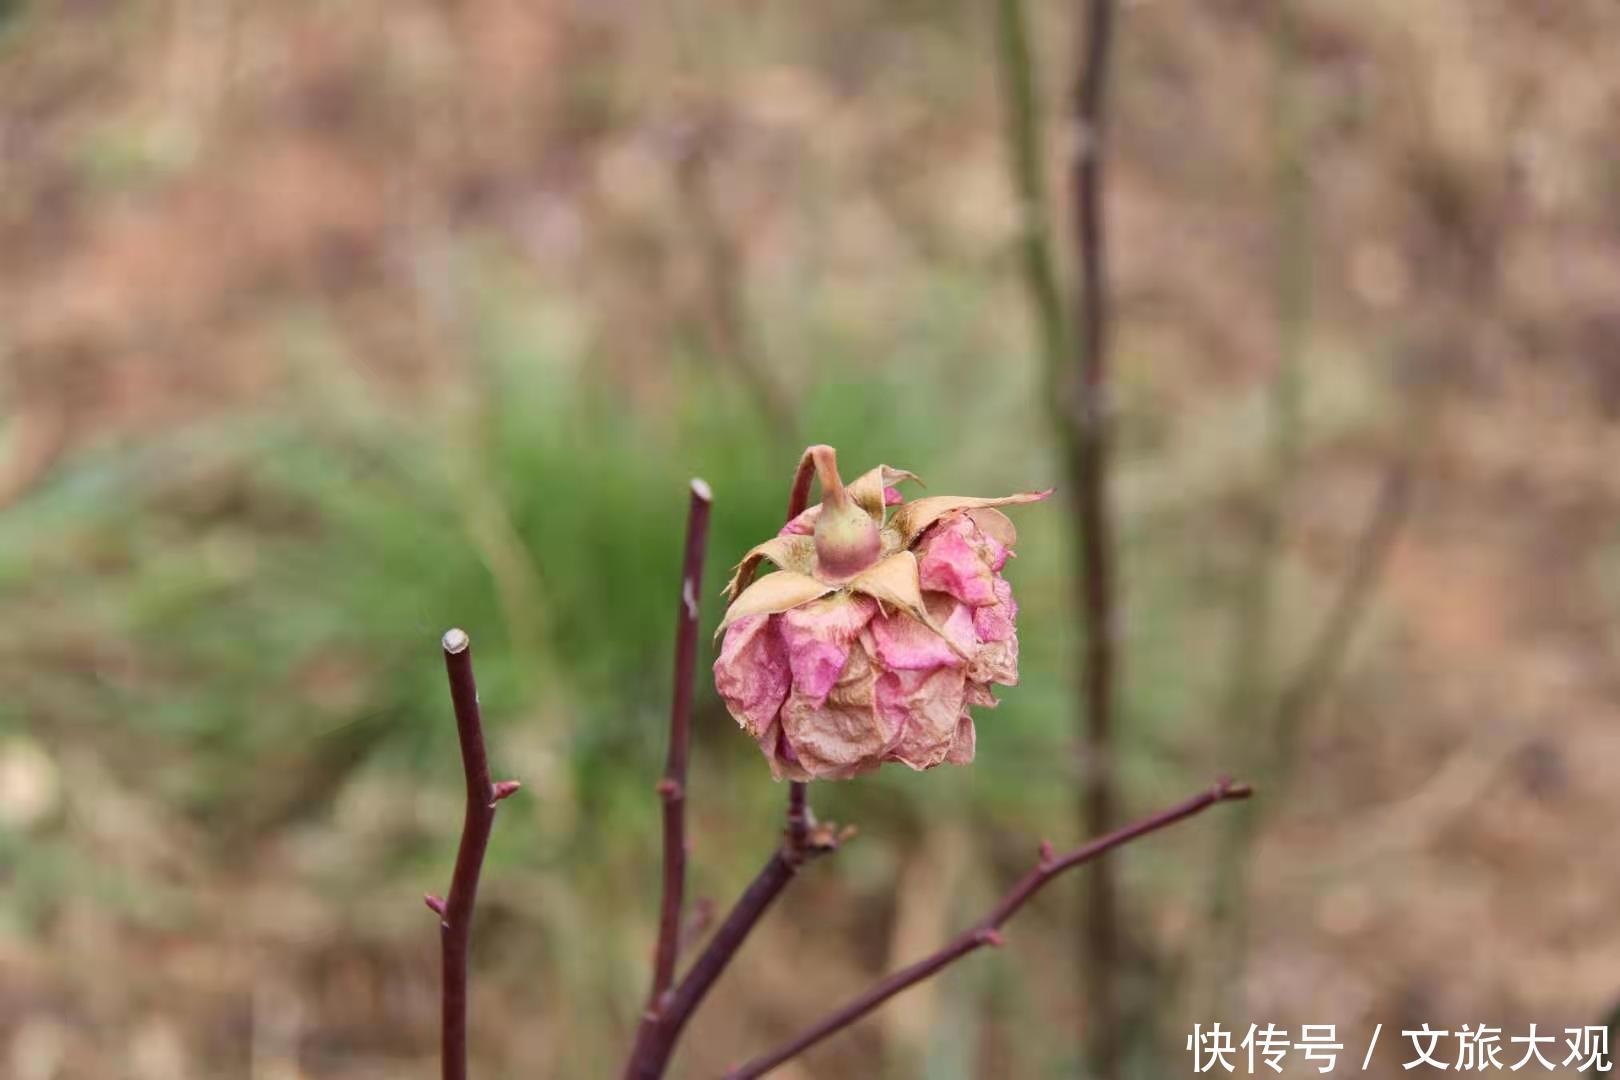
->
[{"left": 808, "top": 445, "right": 881, "bottom": 580}]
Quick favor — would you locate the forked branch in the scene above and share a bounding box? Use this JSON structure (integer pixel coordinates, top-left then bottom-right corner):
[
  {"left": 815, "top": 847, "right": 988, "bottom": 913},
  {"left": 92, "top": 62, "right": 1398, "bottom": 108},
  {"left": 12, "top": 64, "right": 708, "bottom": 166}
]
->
[
  {"left": 723, "top": 778, "right": 1252, "bottom": 1078},
  {"left": 622, "top": 457, "right": 845, "bottom": 1079},
  {"left": 429, "top": 629, "right": 521, "bottom": 1080}
]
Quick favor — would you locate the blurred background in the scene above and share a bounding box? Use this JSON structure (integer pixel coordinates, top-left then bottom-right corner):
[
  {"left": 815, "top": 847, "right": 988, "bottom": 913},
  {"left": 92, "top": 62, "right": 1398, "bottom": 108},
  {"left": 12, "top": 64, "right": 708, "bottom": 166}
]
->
[{"left": 3, "top": 0, "right": 1619, "bottom": 1076}]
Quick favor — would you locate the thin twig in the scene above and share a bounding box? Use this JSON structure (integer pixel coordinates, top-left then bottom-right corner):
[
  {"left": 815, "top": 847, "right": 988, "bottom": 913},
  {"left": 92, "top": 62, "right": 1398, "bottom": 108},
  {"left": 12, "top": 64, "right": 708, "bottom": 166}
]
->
[
  {"left": 781, "top": 447, "right": 822, "bottom": 857},
  {"left": 428, "top": 629, "right": 521, "bottom": 1080},
  {"left": 995, "top": 0, "right": 1071, "bottom": 379},
  {"left": 1066, "top": 0, "right": 1123, "bottom": 1074},
  {"left": 628, "top": 479, "right": 713, "bottom": 1064},
  {"left": 620, "top": 452, "right": 840, "bottom": 1080},
  {"left": 1203, "top": 0, "right": 1310, "bottom": 1014},
  {"left": 723, "top": 778, "right": 1253, "bottom": 1079}
]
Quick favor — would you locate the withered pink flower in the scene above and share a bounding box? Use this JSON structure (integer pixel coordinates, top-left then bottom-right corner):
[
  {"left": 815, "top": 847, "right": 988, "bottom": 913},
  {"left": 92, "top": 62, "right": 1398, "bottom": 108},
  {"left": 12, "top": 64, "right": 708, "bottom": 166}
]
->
[{"left": 714, "top": 446, "right": 1049, "bottom": 781}]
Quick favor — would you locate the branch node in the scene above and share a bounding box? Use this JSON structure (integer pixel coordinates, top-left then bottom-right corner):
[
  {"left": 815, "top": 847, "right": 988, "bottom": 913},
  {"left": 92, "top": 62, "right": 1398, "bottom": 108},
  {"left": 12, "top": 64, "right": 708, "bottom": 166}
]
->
[
  {"left": 424, "top": 893, "right": 446, "bottom": 916},
  {"left": 977, "top": 927, "right": 1007, "bottom": 949},
  {"left": 656, "top": 777, "right": 682, "bottom": 801},
  {"left": 801, "top": 818, "right": 850, "bottom": 859},
  {"left": 492, "top": 779, "right": 522, "bottom": 803},
  {"left": 1038, "top": 838, "right": 1056, "bottom": 865}
]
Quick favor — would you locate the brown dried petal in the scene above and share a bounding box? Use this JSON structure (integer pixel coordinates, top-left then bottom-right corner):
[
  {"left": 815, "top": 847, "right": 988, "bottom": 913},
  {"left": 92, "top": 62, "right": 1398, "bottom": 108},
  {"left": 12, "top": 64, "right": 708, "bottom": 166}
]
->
[
  {"left": 847, "top": 465, "right": 922, "bottom": 523},
  {"left": 717, "top": 570, "right": 833, "bottom": 635},
  {"left": 723, "top": 534, "right": 818, "bottom": 602},
  {"left": 890, "top": 490, "right": 1052, "bottom": 549},
  {"left": 780, "top": 647, "right": 892, "bottom": 780},
  {"left": 968, "top": 635, "right": 1019, "bottom": 687},
  {"left": 879, "top": 665, "right": 968, "bottom": 771},
  {"left": 965, "top": 506, "right": 1019, "bottom": 549}
]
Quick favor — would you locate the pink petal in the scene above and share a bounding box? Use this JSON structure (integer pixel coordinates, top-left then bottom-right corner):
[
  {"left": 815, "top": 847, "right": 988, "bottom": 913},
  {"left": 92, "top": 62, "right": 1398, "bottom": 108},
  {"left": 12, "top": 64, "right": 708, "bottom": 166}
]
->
[
  {"left": 867, "top": 609, "right": 961, "bottom": 671},
  {"left": 713, "top": 615, "right": 791, "bottom": 738},
  {"left": 779, "top": 594, "right": 878, "bottom": 701},
  {"left": 972, "top": 576, "right": 1018, "bottom": 643},
  {"left": 883, "top": 486, "right": 904, "bottom": 506},
  {"left": 916, "top": 519, "right": 997, "bottom": 606},
  {"left": 933, "top": 595, "right": 980, "bottom": 655},
  {"left": 779, "top": 504, "right": 821, "bottom": 537}
]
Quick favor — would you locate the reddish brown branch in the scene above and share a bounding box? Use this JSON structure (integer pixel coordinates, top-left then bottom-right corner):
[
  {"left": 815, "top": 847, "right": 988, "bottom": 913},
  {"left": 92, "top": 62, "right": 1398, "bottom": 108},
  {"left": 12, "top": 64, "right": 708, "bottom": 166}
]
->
[
  {"left": 653, "top": 479, "right": 713, "bottom": 997},
  {"left": 723, "top": 778, "right": 1251, "bottom": 1079},
  {"left": 432, "top": 629, "right": 520, "bottom": 1080},
  {"left": 625, "top": 480, "right": 714, "bottom": 1069},
  {"left": 1064, "top": 0, "right": 1123, "bottom": 1074},
  {"left": 780, "top": 451, "right": 821, "bottom": 860},
  {"left": 621, "top": 453, "right": 838, "bottom": 1080}
]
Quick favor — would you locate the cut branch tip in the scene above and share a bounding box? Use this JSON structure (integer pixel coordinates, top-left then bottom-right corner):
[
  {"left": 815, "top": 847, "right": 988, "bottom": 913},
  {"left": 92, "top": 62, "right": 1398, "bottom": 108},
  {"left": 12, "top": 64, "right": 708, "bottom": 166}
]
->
[{"left": 441, "top": 627, "right": 470, "bottom": 655}]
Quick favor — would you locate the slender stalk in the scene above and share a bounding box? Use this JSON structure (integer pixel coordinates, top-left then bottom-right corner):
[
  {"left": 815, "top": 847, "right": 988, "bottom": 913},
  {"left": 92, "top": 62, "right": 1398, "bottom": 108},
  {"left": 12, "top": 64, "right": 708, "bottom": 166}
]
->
[
  {"left": 994, "top": 0, "right": 1071, "bottom": 378},
  {"left": 781, "top": 447, "right": 822, "bottom": 854},
  {"left": 429, "top": 629, "right": 521, "bottom": 1080},
  {"left": 620, "top": 451, "right": 838, "bottom": 1079},
  {"left": 723, "top": 779, "right": 1253, "bottom": 1079},
  {"left": 1064, "top": 1, "right": 1122, "bottom": 1075},
  {"left": 1203, "top": 0, "right": 1310, "bottom": 1014},
  {"left": 628, "top": 479, "right": 714, "bottom": 1064}
]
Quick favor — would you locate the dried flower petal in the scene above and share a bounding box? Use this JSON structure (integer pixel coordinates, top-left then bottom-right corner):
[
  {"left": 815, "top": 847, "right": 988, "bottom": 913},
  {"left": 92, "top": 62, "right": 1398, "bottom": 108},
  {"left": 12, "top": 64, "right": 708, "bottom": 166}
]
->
[
  {"left": 847, "top": 464, "right": 921, "bottom": 521},
  {"left": 723, "top": 534, "right": 818, "bottom": 601},
  {"left": 879, "top": 666, "right": 967, "bottom": 771},
  {"left": 779, "top": 593, "right": 878, "bottom": 700},
  {"left": 713, "top": 615, "right": 791, "bottom": 738},
  {"left": 972, "top": 576, "right": 1017, "bottom": 643},
  {"left": 889, "top": 490, "right": 1052, "bottom": 548},
  {"left": 916, "top": 520, "right": 997, "bottom": 606},
  {"left": 718, "top": 571, "right": 833, "bottom": 634},
  {"left": 780, "top": 648, "right": 889, "bottom": 780}
]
